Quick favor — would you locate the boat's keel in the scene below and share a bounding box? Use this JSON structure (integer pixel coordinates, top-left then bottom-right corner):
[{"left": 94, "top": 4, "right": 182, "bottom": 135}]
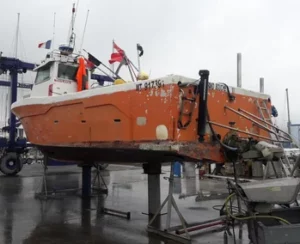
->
[{"left": 37, "top": 141, "right": 222, "bottom": 165}]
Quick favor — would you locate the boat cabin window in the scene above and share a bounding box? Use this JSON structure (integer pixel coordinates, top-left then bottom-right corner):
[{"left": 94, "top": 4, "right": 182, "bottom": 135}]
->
[
  {"left": 58, "top": 63, "right": 78, "bottom": 81},
  {"left": 58, "top": 63, "right": 89, "bottom": 83},
  {"left": 35, "top": 62, "right": 53, "bottom": 84}
]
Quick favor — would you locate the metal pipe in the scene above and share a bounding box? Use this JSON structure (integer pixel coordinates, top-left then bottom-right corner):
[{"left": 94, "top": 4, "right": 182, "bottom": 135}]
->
[
  {"left": 259, "top": 78, "right": 264, "bottom": 93},
  {"left": 82, "top": 165, "right": 91, "bottom": 198},
  {"left": 203, "top": 174, "right": 256, "bottom": 182},
  {"left": 168, "top": 217, "right": 225, "bottom": 232},
  {"left": 286, "top": 88, "right": 291, "bottom": 134},
  {"left": 166, "top": 163, "right": 174, "bottom": 230},
  {"left": 9, "top": 71, "right": 18, "bottom": 149},
  {"left": 198, "top": 70, "right": 209, "bottom": 142},
  {"left": 15, "top": 13, "right": 20, "bottom": 58},
  {"left": 238, "top": 107, "right": 291, "bottom": 138},
  {"left": 208, "top": 120, "right": 289, "bottom": 143},
  {"left": 103, "top": 208, "right": 131, "bottom": 219},
  {"left": 237, "top": 53, "right": 242, "bottom": 88},
  {"left": 176, "top": 220, "right": 225, "bottom": 235},
  {"left": 148, "top": 173, "right": 161, "bottom": 217},
  {"left": 224, "top": 106, "right": 291, "bottom": 141}
]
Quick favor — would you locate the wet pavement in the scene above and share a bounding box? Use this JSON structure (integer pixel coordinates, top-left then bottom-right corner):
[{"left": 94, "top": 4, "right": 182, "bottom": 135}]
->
[{"left": 0, "top": 164, "right": 249, "bottom": 244}]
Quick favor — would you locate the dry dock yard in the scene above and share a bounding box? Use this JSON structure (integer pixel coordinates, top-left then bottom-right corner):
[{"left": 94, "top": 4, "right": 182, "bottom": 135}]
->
[{"left": 0, "top": 163, "right": 257, "bottom": 244}]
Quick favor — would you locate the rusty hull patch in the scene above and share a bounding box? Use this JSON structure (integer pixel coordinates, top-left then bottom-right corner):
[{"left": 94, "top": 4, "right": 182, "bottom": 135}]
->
[
  {"left": 43, "top": 140, "right": 224, "bottom": 163},
  {"left": 178, "top": 143, "right": 224, "bottom": 163}
]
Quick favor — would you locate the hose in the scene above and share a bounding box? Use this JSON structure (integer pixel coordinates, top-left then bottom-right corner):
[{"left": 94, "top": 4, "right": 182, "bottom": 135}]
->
[
  {"left": 212, "top": 204, "right": 247, "bottom": 213},
  {"left": 207, "top": 108, "right": 238, "bottom": 151},
  {"left": 224, "top": 193, "right": 291, "bottom": 225},
  {"left": 201, "top": 81, "right": 238, "bottom": 151},
  {"left": 217, "top": 83, "right": 235, "bottom": 102}
]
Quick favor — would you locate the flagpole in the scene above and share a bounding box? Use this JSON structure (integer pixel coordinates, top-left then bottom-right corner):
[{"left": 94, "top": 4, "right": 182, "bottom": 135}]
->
[
  {"left": 136, "top": 43, "right": 141, "bottom": 73},
  {"left": 111, "top": 39, "right": 115, "bottom": 76}
]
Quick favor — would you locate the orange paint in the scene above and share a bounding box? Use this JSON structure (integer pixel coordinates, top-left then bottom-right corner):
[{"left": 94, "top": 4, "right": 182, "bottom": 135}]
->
[
  {"left": 76, "top": 57, "right": 87, "bottom": 92},
  {"left": 12, "top": 80, "right": 272, "bottom": 164}
]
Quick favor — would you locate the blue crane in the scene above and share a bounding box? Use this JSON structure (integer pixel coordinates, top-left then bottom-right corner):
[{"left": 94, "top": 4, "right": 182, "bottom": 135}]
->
[{"left": 0, "top": 55, "right": 35, "bottom": 175}]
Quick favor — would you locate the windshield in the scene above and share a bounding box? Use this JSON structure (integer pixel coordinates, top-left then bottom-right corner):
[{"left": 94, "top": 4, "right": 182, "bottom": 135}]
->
[
  {"left": 58, "top": 63, "right": 89, "bottom": 83},
  {"left": 35, "top": 62, "right": 53, "bottom": 84},
  {"left": 57, "top": 63, "right": 78, "bottom": 81}
]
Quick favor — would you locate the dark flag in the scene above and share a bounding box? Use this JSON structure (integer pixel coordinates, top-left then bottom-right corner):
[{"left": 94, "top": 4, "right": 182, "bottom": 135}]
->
[
  {"left": 88, "top": 52, "right": 101, "bottom": 67},
  {"left": 137, "top": 43, "right": 144, "bottom": 57}
]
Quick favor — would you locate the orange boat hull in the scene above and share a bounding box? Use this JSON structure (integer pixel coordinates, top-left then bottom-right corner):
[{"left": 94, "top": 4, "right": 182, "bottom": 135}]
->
[{"left": 12, "top": 75, "right": 271, "bottom": 164}]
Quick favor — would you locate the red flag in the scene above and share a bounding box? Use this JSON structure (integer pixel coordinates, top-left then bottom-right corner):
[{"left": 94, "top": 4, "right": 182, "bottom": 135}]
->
[
  {"left": 109, "top": 53, "right": 123, "bottom": 64},
  {"left": 113, "top": 41, "right": 124, "bottom": 55},
  {"left": 108, "top": 41, "right": 125, "bottom": 64}
]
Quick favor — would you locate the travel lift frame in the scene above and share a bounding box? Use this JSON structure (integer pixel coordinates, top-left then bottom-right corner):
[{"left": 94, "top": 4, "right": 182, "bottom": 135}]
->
[{"left": 0, "top": 55, "right": 35, "bottom": 175}]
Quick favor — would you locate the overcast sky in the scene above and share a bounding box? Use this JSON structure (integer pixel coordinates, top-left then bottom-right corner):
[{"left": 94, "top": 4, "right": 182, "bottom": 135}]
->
[{"left": 0, "top": 0, "right": 299, "bottom": 130}]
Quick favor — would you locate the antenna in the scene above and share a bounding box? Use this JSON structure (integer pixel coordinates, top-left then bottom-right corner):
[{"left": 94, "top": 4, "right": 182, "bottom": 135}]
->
[
  {"left": 79, "top": 9, "right": 89, "bottom": 53},
  {"left": 74, "top": 0, "right": 80, "bottom": 23},
  {"left": 52, "top": 12, "right": 56, "bottom": 50},
  {"left": 14, "top": 13, "right": 20, "bottom": 58},
  {"left": 67, "top": 3, "right": 76, "bottom": 48},
  {"left": 286, "top": 88, "right": 291, "bottom": 134}
]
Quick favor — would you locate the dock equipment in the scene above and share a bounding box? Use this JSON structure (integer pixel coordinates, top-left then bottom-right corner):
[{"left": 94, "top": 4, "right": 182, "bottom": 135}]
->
[
  {"left": 225, "top": 177, "right": 300, "bottom": 244},
  {"left": 0, "top": 55, "right": 35, "bottom": 175}
]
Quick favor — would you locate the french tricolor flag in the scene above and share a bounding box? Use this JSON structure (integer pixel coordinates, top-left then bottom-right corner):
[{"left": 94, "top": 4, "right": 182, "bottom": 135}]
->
[{"left": 38, "top": 40, "right": 52, "bottom": 49}]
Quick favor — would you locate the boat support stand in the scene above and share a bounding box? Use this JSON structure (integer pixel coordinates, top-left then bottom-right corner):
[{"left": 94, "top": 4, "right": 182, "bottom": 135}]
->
[
  {"left": 81, "top": 162, "right": 131, "bottom": 220},
  {"left": 35, "top": 158, "right": 81, "bottom": 200},
  {"left": 146, "top": 162, "right": 232, "bottom": 244},
  {"left": 35, "top": 159, "right": 108, "bottom": 200},
  {"left": 147, "top": 162, "right": 191, "bottom": 244},
  {"left": 80, "top": 163, "right": 108, "bottom": 198}
]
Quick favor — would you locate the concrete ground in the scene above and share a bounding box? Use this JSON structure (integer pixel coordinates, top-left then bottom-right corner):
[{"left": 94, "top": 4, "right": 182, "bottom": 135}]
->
[{"left": 0, "top": 163, "right": 250, "bottom": 244}]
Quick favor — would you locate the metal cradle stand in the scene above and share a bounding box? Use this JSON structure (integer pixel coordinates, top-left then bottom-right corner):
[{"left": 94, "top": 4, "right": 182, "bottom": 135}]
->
[
  {"left": 35, "top": 159, "right": 131, "bottom": 220},
  {"left": 35, "top": 159, "right": 109, "bottom": 200},
  {"left": 147, "top": 162, "right": 234, "bottom": 244},
  {"left": 91, "top": 164, "right": 130, "bottom": 219},
  {"left": 147, "top": 162, "right": 191, "bottom": 244},
  {"left": 91, "top": 163, "right": 108, "bottom": 195},
  {"left": 35, "top": 159, "right": 81, "bottom": 200}
]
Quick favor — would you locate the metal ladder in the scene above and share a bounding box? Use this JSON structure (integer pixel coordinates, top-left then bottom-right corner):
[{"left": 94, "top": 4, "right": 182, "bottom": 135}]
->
[
  {"left": 256, "top": 99, "right": 293, "bottom": 177},
  {"left": 177, "top": 89, "right": 197, "bottom": 129}
]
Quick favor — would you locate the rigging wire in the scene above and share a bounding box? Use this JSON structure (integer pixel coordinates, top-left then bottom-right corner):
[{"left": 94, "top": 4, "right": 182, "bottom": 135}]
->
[{"left": 79, "top": 9, "right": 90, "bottom": 53}]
